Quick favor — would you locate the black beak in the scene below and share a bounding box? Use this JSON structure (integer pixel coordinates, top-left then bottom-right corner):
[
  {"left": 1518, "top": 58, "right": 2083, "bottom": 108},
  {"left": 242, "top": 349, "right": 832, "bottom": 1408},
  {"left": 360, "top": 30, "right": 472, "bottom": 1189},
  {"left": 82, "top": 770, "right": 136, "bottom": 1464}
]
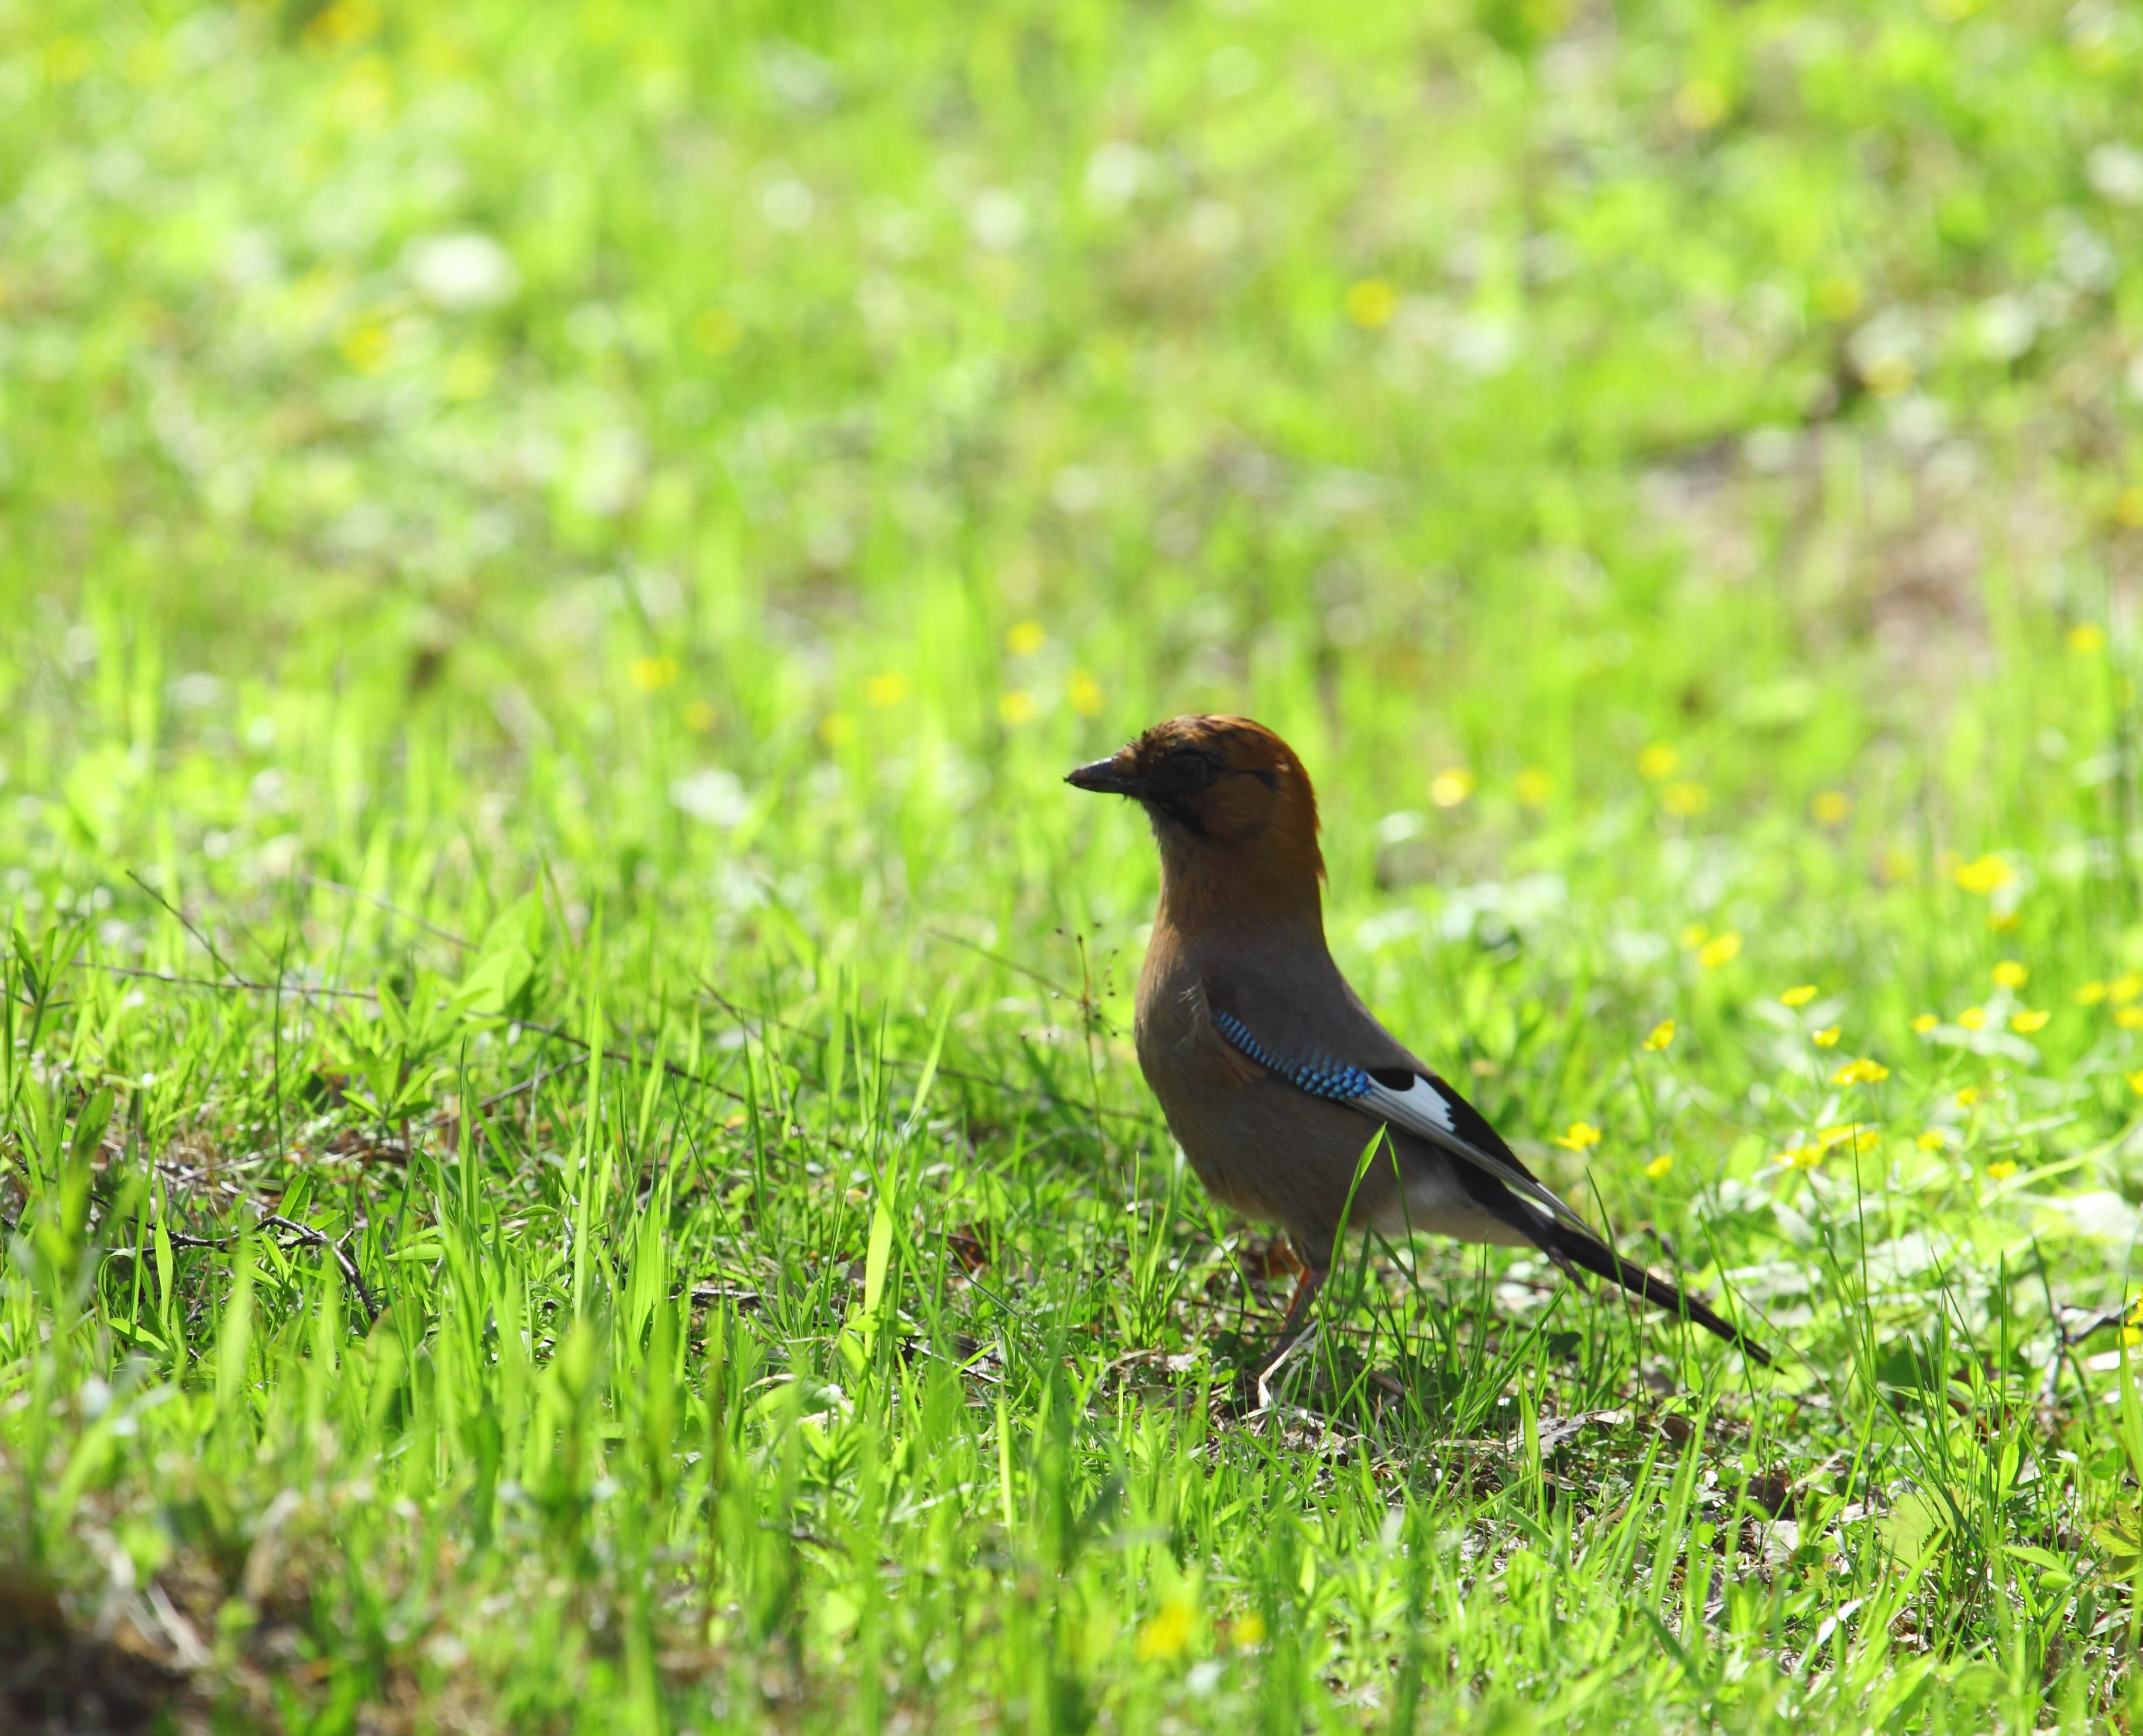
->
[{"left": 1066, "top": 757, "right": 1146, "bottom": 797}]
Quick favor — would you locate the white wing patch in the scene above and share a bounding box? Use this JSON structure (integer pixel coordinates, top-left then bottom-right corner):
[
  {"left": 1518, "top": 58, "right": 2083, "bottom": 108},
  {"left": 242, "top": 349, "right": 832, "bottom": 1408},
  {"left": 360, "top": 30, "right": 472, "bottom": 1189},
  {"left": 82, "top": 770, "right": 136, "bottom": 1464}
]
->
[
  {"left": 1355, "top": 1074, "right": 1590, "bottom": 1234},
  {"left": 1356, "top": 1072, "right": 1456, "bottom": 1134},
  {"left": 1203, "top": 1003, "right": 1591, "bottom": 1236}
]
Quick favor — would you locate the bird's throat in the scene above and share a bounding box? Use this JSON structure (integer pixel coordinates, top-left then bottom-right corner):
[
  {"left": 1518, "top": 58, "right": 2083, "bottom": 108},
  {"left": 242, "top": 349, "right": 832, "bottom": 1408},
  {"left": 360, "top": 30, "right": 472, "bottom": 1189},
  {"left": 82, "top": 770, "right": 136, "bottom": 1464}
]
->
[{"left": 1152, "top": 824, "right": 1327, "bottom": 944}]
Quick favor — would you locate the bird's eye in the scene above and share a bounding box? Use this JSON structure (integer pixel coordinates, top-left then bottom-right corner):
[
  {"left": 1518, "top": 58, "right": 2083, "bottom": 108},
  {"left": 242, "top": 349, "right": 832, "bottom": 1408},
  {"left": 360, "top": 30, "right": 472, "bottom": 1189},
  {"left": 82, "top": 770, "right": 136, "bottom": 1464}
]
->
[{"left": 1161, "top": 751, "right": 1218, "bottom": 792}]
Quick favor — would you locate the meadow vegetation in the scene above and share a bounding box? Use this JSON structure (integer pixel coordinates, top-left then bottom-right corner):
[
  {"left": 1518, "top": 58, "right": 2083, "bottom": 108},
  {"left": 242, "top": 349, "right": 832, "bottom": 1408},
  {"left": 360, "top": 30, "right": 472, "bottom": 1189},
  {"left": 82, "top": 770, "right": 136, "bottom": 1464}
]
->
[{"left": 5, "top": 0, "right": 2143, "bottom": 1728}]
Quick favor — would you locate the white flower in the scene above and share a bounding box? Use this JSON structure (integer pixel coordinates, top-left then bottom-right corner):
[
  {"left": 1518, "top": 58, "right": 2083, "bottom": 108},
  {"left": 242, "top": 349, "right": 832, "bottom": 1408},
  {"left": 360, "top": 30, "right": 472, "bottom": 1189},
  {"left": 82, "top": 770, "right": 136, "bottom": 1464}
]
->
[
  {"left": 402, "top": 232, "right": 519, "bottom": 310},
  {"left": 670, "top": 768, "right": 749, "bottom": 827},
  {"left": 968, "top": 190, "right": 1028, "bottom": 253},
  {"left": 2088, "top": 143, "right": 2143, "bottom": 206},
  {"left": 1082, "top": 142, "right": 1152, "bottom": 209}
]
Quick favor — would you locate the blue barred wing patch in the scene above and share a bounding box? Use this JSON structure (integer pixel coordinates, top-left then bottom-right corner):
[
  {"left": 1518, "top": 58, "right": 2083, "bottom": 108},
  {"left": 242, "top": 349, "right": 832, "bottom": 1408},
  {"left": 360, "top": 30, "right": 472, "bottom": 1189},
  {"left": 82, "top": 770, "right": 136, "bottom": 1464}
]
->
[
  {"left": 1211, "top": 1009, "right": 1374, "bottom": 1101},
  {"left": 1211, "top": 1004, "right": 1591, "bottom": 1234}
]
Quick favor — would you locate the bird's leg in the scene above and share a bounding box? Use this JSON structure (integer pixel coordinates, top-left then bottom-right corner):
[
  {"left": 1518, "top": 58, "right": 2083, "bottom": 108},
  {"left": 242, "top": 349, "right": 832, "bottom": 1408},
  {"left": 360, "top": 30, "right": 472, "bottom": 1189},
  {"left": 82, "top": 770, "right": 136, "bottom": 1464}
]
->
[
  {"left": 1274, "top": 1262, "right": 1326, "bottom": 1340},
  {"left": 1250, "top": 1262, "right": 1327, "bottom": 1407}
]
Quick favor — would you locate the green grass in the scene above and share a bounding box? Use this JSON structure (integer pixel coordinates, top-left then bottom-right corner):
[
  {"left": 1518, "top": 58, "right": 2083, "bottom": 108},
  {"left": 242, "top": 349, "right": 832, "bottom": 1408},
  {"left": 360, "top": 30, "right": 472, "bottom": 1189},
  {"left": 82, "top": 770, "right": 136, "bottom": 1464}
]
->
[{"left": 5, "top": 0, "right": 2143, "bottom": 1728}]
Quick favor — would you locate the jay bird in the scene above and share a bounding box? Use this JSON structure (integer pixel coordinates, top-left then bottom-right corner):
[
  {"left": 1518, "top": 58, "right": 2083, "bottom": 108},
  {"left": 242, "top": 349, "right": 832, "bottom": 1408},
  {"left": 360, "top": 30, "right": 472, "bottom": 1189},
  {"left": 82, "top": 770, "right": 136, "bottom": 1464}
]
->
[{"left": 1067, "top": 714, "right": 1768, "bottom": 1366}]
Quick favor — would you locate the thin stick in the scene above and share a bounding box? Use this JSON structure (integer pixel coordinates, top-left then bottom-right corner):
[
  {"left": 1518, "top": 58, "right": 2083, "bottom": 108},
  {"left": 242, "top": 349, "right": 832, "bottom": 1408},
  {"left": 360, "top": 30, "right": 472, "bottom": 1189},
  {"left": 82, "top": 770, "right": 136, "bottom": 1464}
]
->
[
  {"left": 128, "top": 870, "right": 241, "bottom": 983},
  {"left": 160, "top": 1213, "right": 384, "bottom": 1324},
  {"left": 698, "top": 980, "right": 1155, "bottom": 1125},
  {"left": 923, "top": 925, "right": 1070, "bottom": 996},
  {"left": 296, "top": 874, "right": 472, "bottom": 950}
]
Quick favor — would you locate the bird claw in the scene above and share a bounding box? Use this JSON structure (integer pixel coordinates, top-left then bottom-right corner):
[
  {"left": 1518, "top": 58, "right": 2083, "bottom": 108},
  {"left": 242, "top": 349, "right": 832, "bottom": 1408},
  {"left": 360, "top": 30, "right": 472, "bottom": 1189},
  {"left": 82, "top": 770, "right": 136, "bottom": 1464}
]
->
[
  {"left": 1253, "top": 1321, "right": 1320, "bottom": 1414},
  {"left": 1236, "top": 1263, "right": 1328, "bottom": 1411}
]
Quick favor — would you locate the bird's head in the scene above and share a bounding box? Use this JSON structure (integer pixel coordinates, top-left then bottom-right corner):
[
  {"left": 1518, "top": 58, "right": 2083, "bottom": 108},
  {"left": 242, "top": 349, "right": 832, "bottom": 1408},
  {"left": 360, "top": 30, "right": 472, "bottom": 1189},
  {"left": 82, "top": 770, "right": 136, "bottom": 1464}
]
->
[{"left": 1067, "top": 715, "right": 1325, "bottom": 907}]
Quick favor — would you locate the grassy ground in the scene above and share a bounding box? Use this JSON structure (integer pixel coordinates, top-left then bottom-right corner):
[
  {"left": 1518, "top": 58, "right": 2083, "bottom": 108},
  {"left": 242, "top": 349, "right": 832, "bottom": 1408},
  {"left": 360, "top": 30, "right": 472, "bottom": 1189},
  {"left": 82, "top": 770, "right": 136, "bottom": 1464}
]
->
[{"left": 6, "top": 0, "right": 2143, "bottom": 1728}]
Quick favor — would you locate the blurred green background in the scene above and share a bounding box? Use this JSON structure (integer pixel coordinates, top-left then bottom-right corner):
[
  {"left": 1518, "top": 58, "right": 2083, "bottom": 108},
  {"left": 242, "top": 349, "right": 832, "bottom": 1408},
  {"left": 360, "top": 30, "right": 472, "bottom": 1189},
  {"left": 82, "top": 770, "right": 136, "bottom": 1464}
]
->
[
  {"left": 8, "top": 0, "right": 2143, "bottom": 1727},
  {"left": 8, "top": 0, "right": 2140, "bottom": 886}
]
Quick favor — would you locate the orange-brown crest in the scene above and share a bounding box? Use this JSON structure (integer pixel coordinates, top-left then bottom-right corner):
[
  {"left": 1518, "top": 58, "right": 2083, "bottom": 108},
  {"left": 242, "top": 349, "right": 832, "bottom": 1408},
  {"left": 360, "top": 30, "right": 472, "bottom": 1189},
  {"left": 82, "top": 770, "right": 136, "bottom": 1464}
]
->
[{"left": 1066, "top": 715, "right": 1325, "bottom": 924}]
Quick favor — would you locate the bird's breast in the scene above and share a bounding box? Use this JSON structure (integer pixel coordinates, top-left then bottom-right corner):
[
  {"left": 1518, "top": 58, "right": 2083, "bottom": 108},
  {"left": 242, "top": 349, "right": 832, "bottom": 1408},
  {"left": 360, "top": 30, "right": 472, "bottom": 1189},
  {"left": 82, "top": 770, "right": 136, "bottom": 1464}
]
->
[{"left": 1132, "top": 944, "right": 1404, "bottom": 1258}]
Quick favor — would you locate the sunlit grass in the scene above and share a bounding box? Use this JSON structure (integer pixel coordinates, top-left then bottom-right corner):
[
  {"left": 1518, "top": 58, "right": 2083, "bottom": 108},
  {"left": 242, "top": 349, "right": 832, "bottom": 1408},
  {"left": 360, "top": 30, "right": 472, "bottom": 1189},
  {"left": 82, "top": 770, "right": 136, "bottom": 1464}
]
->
[{"left": 5, "top": 0, "right": 2143, "bottom": 1729}]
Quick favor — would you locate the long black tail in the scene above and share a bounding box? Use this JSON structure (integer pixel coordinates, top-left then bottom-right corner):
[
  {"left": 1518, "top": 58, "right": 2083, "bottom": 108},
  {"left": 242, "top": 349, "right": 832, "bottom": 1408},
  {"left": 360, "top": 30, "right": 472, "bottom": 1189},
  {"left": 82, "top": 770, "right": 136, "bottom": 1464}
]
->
[
  {"left": 1426, "top": 1118, "right": 1772, "bottom": 1364},
  {"left": 1541, "top": 1218, "right": 1771, "bottom": 1366}
]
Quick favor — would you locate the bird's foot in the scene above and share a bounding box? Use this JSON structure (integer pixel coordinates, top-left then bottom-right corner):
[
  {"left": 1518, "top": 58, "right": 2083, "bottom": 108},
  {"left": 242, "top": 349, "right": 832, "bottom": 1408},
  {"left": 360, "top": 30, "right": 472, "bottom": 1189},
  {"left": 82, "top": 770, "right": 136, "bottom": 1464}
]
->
[
  {"left": 1252, "top": 1322, "right": 1321, "bottom": 1413},
  {"left": 1241, "top": 1263, "right": 1326, "bottom": 1411}
]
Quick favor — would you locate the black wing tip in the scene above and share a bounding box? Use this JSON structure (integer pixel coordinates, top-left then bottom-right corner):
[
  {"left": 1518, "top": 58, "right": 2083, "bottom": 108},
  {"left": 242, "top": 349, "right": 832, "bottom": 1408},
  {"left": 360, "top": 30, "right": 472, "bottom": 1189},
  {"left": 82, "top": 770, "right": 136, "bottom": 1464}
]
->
[{"left": 1543, "top": 1224, "right": 1773, "bottom": 1366}]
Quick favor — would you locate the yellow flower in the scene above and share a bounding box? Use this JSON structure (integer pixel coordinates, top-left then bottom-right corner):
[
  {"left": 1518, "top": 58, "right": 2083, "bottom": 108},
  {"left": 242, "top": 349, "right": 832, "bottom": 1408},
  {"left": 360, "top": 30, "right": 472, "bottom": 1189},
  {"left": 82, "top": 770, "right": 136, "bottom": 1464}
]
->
[
  {"left": 2111, "top": 974, "right": 2143, "bottom": 1004},
  {"left": 1915, "top": 1129, "right": 1948, "bottom": 1151},
  {"left": 1863, "top": 354, "right": 1915, "bottom": 397},
  {"left": 1430, "top": 769, "right": 1476, "bottom": 808},
  {"left": 2009, "top": 1008, "right": 2049, "bottom": 1034},
  {"left": 2117, "top": 487, "right": 2143, "bottom": 531},
  {"left": 1831, "top": 1058, "right": 1889, "bottom": 1086},
  {"left": 819, "top": 712, "right": 854, "bottom": 747},
  {"left": 2069, "top": 623, "right": 2107, "bottom": 655},
  {"left": 1985, "top": 1160, "right": 2018, "bottom": 1182},
  {"left": 442, "top": 348, "right": 496, "bottom": 400},
  {"left": 629, "top": 655, "right": 680, "bottom": 692},
  {"left": 306, "top": 0, "right": 381, "bottom": 50},
  {"left": 1514, "top": 767, "right": 1552, "bottom": 807},
  {"left": 1231, "top": 1612, "right": 1266, "bottom": 1648},
  {"left": 1136, "top": 1597, "right": 1195, "bottom": 1662},
  {"left": 1811, "top": 789, "right": 1852, "bottom": 825},
  {"left": 1642, "top": 1020, "right": 1676, "bottom": 1052},
  {"left": 1672, "top": 77, "right": 1728, "bottom": 129},
  {"left": 1661, "top": 781, "right": 1710, "bottom": 816},
  {"left": 43, "top": 35, "right": 98, "bottom": 81},
  {"left": 864, "top": 672, "right": 911, "bottom": 707},
  {"left": 1956, "top": 1006, "right": 1986, "bottom": 1031},
  {"left": 683, "top": 701, "right": 716, "bottom": 733},
  {"left": 1555, "top": 1121, "right": 1602, "bottom": 1152},
  {"left": 1954, "top": 855, "right": 2013, "bottom": 895},
  {"left": 1680, "top": 923, "right": 1710, "bottom": 948},
  {"left": 1780, "top": 985, "right": 1818, "bottom": 1008},
  {"left": 1644, "top": 1153, "right": 1674, "bottom": 1180},
  {"left": 1911, "top": 1014, "right": 1938, "bottom": 1034},
  {"left": 1814, "top": 274, "right": 1863, "bottom": 322},
  {"left": 2128, "top": 1325, "right": 2142, "bottom": 1348},
  {"left": 1067, "top": 670, "right": 1105, "bottom": 717},
  {"left": 1638, "top": 743, "right": 1680, "bottom": 781},
  {"left": 1004, "top": 621, "right": 1046, "bottom": 656},
  {"left": 2079, "top": 981, "right": 2109, "bottom": 1005},
  {"left": 999, "top": 690, "right": 1036, "bottom": 725},
  {"left": 340, "top": 318, "right": 392, "bottom": 373},
  {"left": 1773, "top": 1144, "right": 1822, "bottom": 1169},
  {"left": 1699, "top": 932, "right": 1742, "bottom": 970},
  {"left": 1811, "top": 1025, "right": 1841, "bottom": 1048},
  {"left": 1992, "top": 960, "right": 2028, "bottom": 990},
  {"left": 1343, "top": 278, "right": 1398, "bottom": 329},
  {"left": 2119, "top": 1007, "right": 2143, "bottom": 1031},
  {"left": 1954, "top": 1087, "right": 1980, "bottom": 1107},
  {"left": 694, "top": 306, "right": 743, "bottom": 355}
]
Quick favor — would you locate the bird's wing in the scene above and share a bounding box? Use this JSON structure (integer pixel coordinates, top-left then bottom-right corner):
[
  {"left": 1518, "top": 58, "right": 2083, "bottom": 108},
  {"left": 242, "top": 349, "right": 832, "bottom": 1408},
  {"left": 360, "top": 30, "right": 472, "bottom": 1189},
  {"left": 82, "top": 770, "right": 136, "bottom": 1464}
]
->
[{"left": 1205, "top": 999, "right": 1591, "bottom": 1236}]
